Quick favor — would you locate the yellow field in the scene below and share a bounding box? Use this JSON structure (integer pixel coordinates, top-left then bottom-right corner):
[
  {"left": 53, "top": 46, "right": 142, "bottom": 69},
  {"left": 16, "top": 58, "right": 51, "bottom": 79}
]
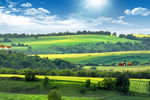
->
[
  {"left": 134, "top": 34, "right": 150, "bottom": 37},
  {"left": 35, "top": 51, "right": 150, "bottom": 59},
  {"left": 0, "top": 74, "right": 150, "bottom": 83},
  {"left": 84, "top": 66, "right": 150, "bottom": 71}
]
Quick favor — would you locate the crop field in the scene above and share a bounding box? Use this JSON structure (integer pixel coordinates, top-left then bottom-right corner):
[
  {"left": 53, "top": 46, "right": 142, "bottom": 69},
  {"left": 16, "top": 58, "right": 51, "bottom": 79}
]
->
[
  {"left": 134, "top": 34, "right": 150, "bottom": 37},
  {"left": 130, "top": 80, "right": 149, "bottom": 94},
  {"left": 84, "top": 66, "right": 150, "bottom": 71},
  {"left": 0, "top": 35, "right": 139, "bottom": 54},
  {"left": 37, "top": 51, "right": 150, "bottom": 64}
]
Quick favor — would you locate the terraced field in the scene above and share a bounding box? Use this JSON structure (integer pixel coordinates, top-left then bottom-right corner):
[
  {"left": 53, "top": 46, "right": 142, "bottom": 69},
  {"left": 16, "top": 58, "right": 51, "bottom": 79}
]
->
[{"left": 37, "top": 51, "right": 150, "bottom": 64}]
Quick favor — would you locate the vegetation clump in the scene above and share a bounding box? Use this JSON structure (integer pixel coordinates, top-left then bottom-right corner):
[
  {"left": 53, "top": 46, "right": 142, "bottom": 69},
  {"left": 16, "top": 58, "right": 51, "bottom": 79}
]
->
[{"left": 48, "top": 90, "right": 62, "bottom": 100}]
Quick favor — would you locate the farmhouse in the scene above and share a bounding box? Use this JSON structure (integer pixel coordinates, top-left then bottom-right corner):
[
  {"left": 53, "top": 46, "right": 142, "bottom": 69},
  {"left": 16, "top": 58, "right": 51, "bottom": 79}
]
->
[
  {"left": 0, "top": 45, "right": 11, "bottom": 50},
  {"left": 118, "top": 60, "right": 132, "bottom": 66}
]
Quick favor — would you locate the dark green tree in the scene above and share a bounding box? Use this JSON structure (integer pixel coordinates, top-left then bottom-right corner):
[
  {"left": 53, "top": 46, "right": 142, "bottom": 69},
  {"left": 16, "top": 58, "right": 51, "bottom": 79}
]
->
[
  {"left": 25, "top": 69, "right": 36, "bottom": 81},
  {"left": 85, "top": 79, "right": 91, "bottom": 88},
  {"left": 43, "top": 77, "right": 50, "bottom": 89},
  {"left": 116, "top": 74, "right": 130, "bottom": 94}
]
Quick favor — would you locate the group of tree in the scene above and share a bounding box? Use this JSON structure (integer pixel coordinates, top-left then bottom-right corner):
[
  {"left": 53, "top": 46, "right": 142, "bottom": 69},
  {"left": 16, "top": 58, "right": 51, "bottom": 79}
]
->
[
  {"left": 83, "top": 73, "right": 130, "bottom": 94},
  {"left": 1, "top": 68, "right": 150, "bottom": 79},
  {"left": 11, "top": 43, "right": 29, "bottom": 47},
  {"left": 0, "top": 51, "right": 77, "bottom": 70}
]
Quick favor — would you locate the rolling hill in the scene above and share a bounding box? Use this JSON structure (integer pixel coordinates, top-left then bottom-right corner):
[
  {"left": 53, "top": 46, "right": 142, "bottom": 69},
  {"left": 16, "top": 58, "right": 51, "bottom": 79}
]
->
[
  {"left": 0, "top": 35, "right": 140, "bottom": 54},
  {"left": 37, "top": 51, "right": 150, "bottom": 64}
]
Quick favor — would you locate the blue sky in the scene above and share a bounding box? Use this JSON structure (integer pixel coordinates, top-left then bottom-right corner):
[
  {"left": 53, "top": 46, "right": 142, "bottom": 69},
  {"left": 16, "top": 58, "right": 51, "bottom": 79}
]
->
[{"left": 0, "top": 0, "right": 150, "bottom": 34}]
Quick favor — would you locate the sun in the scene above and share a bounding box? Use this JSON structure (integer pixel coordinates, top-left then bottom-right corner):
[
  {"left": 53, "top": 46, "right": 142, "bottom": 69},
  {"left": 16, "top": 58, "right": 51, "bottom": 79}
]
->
[{"left": 84, "top": 0, "right": 108, "bottom": 11}]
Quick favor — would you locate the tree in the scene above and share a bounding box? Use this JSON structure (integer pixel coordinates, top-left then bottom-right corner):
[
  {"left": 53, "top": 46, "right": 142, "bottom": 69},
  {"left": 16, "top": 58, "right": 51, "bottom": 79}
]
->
[
  {"left": 85, "top": 79, "right": 91, "bottom": 88},
  {"left": 102, "top": 78, "right": 116, "bottom": 90},
  {"left": 25, "top": 69, "right": 36, "bottom": 81},
  {"left": 116, "top": 74, "right": 130, "bottom": 94},
  {"left": 48, "top": 90, "right": 62, "bottom": 100},
  {"left": 43, "top": 77, "right": 50, "bottom": 89},
  {"left": 3, "top": 37, "right": 11, "bottom": 42},
  {"left": 112, "top": 32, "right": 117, "bottom": 36}
]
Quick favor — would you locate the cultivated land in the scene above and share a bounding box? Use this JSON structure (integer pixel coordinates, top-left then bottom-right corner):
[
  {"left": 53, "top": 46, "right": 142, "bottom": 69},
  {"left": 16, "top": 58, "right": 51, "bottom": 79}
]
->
[
  {"left": 37, "top": 51, "right": 150, "bottom": 64},
  {"left": 84, "top": 66, "right": 150, "bottom": 71},
  {"left": 0, "top": 74, "right": 149, "bottom": 100},
  {"left": 0, "top": 35, "right": 140, "bottom": 54}
]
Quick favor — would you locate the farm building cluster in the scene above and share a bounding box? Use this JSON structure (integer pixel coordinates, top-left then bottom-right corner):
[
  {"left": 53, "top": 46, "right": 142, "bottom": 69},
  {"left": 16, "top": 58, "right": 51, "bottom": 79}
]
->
[
  {"left": 118, "top": 60, "right": 132, "bottom": 66},
  {"left": 0, "top": 45, "right": 11, "bottom": 50}
]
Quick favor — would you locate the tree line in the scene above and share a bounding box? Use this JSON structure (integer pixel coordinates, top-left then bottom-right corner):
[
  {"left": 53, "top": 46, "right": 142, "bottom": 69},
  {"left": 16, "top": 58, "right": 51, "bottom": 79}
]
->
[
  {"left": 1, "top": 68, "right": 150, "bottom": 79},
  {"left": 0, "top": 51, "right": 77, "bottom": 70},
  {"left": 0, "top": 31, "right": 112, "bottom": 38}
]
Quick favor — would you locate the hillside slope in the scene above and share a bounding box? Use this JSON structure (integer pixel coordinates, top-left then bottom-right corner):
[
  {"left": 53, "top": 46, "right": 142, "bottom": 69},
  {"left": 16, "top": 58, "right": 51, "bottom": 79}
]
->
[{"left": 37, "top": 51, "right": 150, "bottom": 64}]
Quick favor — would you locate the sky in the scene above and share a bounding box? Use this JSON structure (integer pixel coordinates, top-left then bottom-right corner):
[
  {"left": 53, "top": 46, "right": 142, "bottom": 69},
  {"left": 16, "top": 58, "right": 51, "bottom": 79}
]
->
[{"left": 0, "top": 0, "right": 150, "bottom": 34}]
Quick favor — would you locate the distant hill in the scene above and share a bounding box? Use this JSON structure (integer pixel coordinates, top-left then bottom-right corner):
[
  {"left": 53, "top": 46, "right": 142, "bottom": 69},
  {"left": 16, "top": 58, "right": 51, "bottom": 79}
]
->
[{"left": 0, "top": 34, "right": 140, "bottom": 54}]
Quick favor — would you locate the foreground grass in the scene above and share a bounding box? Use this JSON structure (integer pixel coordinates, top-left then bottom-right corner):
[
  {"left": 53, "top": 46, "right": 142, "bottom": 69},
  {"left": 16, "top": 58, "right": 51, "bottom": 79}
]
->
[{"left": 0, "top": 91, "right": 150, "bottom": 100}]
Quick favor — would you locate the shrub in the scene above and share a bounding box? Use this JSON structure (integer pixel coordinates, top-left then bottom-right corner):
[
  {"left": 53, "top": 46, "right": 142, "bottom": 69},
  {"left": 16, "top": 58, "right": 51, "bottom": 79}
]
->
[
  {"left": 25, "top": 69, "right": 36, "bottom": 81},
  {"left": 102, "top": 78, "right": 116, "bottom": 90},
  {"left": 48, "top": 90, "right": 62, "bottom": 100},
  {"left": 116, "top": 74, "right": 130, "bottom": 94},
  {"left": 43, "top": 77, "right": 50, "bottom": 89},
  {"left": 85, "top": 79, "right": 91, "bottom": 88},
  {"left": 80, "top": 88, "right": 86, "bottom": 94},
  {"left": 91, "top": 84, "right": 97, "bottom": 91}
]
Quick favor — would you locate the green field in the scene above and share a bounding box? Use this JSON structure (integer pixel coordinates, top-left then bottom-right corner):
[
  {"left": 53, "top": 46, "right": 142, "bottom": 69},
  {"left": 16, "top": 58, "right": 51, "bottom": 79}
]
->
[
  {"left": 37, "top": 51, "right": 150, "bottom": 64},
  {"left": 0, "top": 35, "right": 139, "bottom": 54},
  {"left": 0, "top": 74, "right": 149, "bottom": 100}
]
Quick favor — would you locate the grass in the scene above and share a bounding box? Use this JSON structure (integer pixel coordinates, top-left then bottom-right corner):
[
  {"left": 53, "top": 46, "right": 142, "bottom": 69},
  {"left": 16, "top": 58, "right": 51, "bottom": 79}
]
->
[
  {"left": 36, "top": 51, "right": 150, "bottom": 64},
  {"left": 1, "top": 92, "right": 150, "bottom": 100},
  {"left": 0, "top": 35, "right": 140, "bottom": 54},
  {"left": 84, "top": 66, "right": 150, "bottom": 71}
]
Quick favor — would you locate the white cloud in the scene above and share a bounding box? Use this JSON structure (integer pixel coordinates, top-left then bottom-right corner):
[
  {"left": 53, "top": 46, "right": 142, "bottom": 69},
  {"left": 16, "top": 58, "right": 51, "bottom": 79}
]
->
[
  {"left": 24, "top": 8, "right": 50, "bottom": 16},
  {"left": 124, "top": 7, "right": 150, "bottom": 16},
  {"left": 118, "top": 16, "right": 125, "bottom": 19},
  {"left": 21, "top": 3, "right": 32, "bottom": 7},
  {"left": 124, "top": 9, "right": 130, "bottom": 15}
]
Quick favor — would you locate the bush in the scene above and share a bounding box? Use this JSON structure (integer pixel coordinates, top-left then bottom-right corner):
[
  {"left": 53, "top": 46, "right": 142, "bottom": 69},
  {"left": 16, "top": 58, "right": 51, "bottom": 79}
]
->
[
  {"left": 91, "top": 84, "right": 97, "bottom": 91},
  {"left": 25, "top": 69, "right": 36, "bottom": 81},
  {"left": 43, "top": 77, "right": 50, "bottom": 89},
  {"left": 80, "top": 88, "right": 87, "bottom": 94},
  {"left": 85, "top": 79, "right": 91, "bottom": 88},
  {"left": 48, "top": 90, "right": 62, "bottom": 100},
  {"left": 116, "top": 74, "right": 130, "bottom": 94},
  {"left": 102, "top": 78, "right": 116, "bottom": 90}
]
